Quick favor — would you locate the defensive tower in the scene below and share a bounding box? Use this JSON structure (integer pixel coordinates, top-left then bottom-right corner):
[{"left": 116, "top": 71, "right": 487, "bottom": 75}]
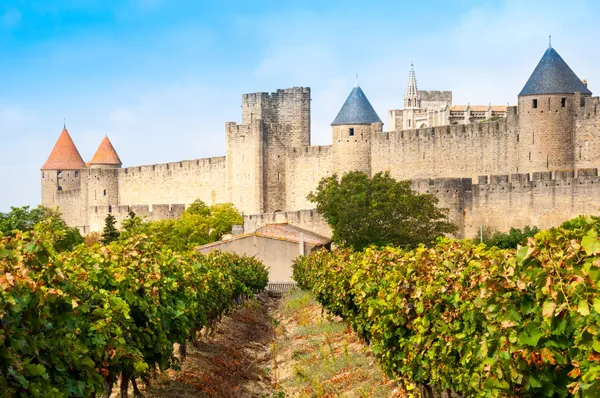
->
[
  {"left": 40, "top": 127, "right": 86, "bottom": 207},
  {"left": 87, "top": 136, "right": 121, "bottom": 209},
  {"left": 518, "top": 43, "right": 592, "bottom": 171},
  {"left": 331, "top": 79, "right": 382, "bottom": 176}
]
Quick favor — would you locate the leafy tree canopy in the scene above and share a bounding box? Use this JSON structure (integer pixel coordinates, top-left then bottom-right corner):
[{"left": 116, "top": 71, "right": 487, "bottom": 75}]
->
[
  {"left": 121, "top": 200, "right": 243, "bottom": 252},
  {"left": 308, "top": 171, "right": 457, "bottom": 250},
  {"left": 0, "top": 205, "right": 83, "bottom": 251},
  {"left": 476, "top": 225, "right": 540, "bottom": 249}
]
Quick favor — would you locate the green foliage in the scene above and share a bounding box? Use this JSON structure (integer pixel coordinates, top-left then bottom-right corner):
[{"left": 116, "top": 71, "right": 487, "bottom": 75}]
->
[
  {"left": 307, "top": 171, "right": 457, "bottom": 250},
  {"left": 293, "top": 217, "right": 600, "bottom": 397},
  {"left": 0, "top": 226, "right": 268, "bottom": 396},
  {"left": 123, "top": 200, "right": 243, "bottom": 251},
  {"left": 477, "top": 225, "right": 540, "bottom": 249},
  {"left": 100, "top": 213, "right": 120, "bottom": 244},
  {"left": 0, "top": 205, "right": 83, "bottom": 252},
  {"left": 120, "top": 211, "right": 143, "bottom": 232}
]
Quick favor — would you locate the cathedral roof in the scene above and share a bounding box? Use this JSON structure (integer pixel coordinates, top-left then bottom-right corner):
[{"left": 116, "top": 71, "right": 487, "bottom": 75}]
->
[
  {"left": 41, "top": 128, "right": 86, "bottom": 171},
  {"left": 331, "top": 85, "right": 382, "bottom": 126},
  {"left": 519, "top": 46, "right": 591, "bottom": 96},
  {"left": 90, "top": 136, "right": 122, "bottom": 166}
]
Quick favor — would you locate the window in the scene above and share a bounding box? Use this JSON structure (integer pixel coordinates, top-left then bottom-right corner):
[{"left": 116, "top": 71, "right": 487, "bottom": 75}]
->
[
  {"left": 408, "top": 119, "right": 411, "bottom": 127},
  {"left": 57, "top": 186, "right": 62, "bottom": 191},
  {"left": 103, "top": 189, "right": 107, "bottom": 196},
  {"left": 532, "top": 99, "right": 538, "bottom": 109},
  {"left": 42, "top": 172, "right": 45, "bottom": 178},
  {"left": 349, "top": 128, "right": 355, "bottom": 136},
  {"left": 561, "top": 97, "right": 567, "bottom": 108},
  {"left": 57, "top": 171, "right": 63, "bottom": 178},
  {"left": 108, "top": 205, "right": 112, "bottom": 213},
  {"left": 75, "top": 171, "right": 79, "bottom": 178}
]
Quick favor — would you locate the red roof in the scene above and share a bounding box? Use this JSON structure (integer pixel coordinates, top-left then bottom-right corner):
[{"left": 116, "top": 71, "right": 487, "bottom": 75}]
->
[
  {"left": 90, "top": 136, "right": 122, "bottom": 166},
  {"left": 41, "top": 128, "right": 86, "bottom": 171}
]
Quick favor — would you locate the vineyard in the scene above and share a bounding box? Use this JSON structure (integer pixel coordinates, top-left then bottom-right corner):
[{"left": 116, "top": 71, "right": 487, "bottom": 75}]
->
[
  {"left": 0, "top": 220, "right": 268, "bottom": 397},
  {"left": 293, "top": 216, "right": 600, "bottom": 397}
]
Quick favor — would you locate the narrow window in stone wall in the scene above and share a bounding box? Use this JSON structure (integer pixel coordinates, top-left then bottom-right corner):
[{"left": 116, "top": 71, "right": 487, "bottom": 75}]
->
[
  {"left": 561, "top": 97, "right": 567, "bottom": 108},
  {"left": 532, "top": 99, "right": 538, "bottom": 109},
  {"left": 42, "top": 172, "right": 44, "bottom": 178},
  {"left": 408, "top": 119, "right": 411, "bottom": 127},
  {"left": 529, "top": 152, "right": 531, "bottom": 161},
  {"left": 75, "top": 171, "right": 79, "bottom": 178},
  {"left": 277, "top": 172, "right": 281, "bottom": 182},
  {"left": 103, "top": 189, "right": 107, "bottom": 196},
  {"left": 108, "top": 205, "right": 112, "bottom": 213},
  {"left": 349, "top": 128, "right": 354, "bottom": 136}
]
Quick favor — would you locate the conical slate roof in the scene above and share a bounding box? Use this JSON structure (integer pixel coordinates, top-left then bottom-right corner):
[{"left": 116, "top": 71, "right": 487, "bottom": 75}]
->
[
  {"left": 90, "top": 136, "right": 122, "bottom": 166},
  {"left": 519, "top": 46, "right": 591, "bottom": 96},
  {"left": 331, "top": 85, "right": 382, "bottom": 126},
  {"left": 41, "top": 128, "right": 86, "bottom": 170}
]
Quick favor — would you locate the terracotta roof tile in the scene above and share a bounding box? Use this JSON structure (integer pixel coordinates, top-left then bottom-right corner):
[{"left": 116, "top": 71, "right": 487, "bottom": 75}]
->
[
  {"left": 90, "top": 136, "right": 122, "bottom": 166},
  {"left": 41, "top": 128, "right": 86, "bottom": 171}
]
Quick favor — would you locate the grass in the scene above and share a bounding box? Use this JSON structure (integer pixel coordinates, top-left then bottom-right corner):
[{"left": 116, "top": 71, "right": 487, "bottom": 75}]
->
[{"left": 273, "top": 289, "right": 404, "bottom": 397}]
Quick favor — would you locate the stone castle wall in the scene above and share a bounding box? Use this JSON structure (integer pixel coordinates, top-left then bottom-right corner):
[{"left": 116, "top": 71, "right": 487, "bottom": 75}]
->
[
  {"left": 285, "top": 145, "right": 332, "bottom": 211},
  {"left": 117, "top": 157, "right": 226, "bottom": 207},
  {"left": 87, "top": 203, "right": 186, "bottom": 232},
  {"left": 372, "top": 108, "right": 520, "bottom": 181}
]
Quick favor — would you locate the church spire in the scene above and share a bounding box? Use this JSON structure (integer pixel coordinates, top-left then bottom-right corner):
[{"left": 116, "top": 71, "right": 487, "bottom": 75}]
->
[{"left": 404, "top": 62, "right": 420, "bottom": 108}]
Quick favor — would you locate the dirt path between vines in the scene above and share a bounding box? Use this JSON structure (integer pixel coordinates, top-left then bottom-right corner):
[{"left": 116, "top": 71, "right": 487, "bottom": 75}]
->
[{"left": 143, "top": 293, "right": 278, "bottom": 398}]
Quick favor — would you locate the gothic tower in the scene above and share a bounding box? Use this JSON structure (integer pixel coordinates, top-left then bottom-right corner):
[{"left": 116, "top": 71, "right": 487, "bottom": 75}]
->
[
  {"left": 331, "top": 79, "right": 382, "bottom": 176},
  {"left": 403, "top": 63, "right": 421, "bottom": 130},
  {"left": 518, "top": 43, "right": 592, "bottom": 171}
]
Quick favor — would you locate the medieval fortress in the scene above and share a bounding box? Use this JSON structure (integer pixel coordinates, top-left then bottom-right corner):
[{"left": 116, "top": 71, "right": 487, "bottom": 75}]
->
[{"left": 41, "top": 44, "right": 600, "bottom": 238}]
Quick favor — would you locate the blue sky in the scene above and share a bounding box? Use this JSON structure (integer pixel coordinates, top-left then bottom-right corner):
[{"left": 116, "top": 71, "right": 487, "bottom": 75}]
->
[{"left": 1, "top": 0, "right": 599, "bottom": 211}]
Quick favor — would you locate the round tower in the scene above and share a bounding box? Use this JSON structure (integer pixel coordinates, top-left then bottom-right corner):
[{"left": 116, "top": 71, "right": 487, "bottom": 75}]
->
[
  {"left": 518, "top": 43, "right": 591, "bottom": 171},
  {"left": 87, "top": 136, "right": 121, "bottom": 208},
  {"left": 40, "top": 126, "right": 86, "bottom": 207},
  {"left": 331, "top": 79, "right": 383, "bottom": 176}
]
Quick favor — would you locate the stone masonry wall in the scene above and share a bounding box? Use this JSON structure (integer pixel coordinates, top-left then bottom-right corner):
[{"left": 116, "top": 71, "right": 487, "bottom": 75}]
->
[
  {"left": 285, "top": 145, "right": 332, "bottom": 211},
  {"left": 88, "top": 203, "right": 186, "bottom": 233},
  {"left": 575, "top": 96, "right": 600, "bottom": 169},
  {"left": 372, "top": 109, "right": 520, "bottom": 180},
  {"left": 117, "top": 157, "right": 227, "bottom": 208}
]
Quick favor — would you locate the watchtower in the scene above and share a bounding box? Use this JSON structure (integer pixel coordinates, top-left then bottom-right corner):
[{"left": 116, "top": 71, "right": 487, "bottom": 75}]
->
[
  {"left": 518, "top": 43, "right": 592, "bottom": 171},
  {"left": 331, "top": 79, "right": 383, "bottom": 177}
]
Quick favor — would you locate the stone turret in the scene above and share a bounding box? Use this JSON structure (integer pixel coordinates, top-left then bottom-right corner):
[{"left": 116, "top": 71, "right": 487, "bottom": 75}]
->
[
  {"left": 331, "top": 80, "right": 382, "bottom": 176},
  {"left": 404, "top": 63, "right": 420, "bottom": 109},
  {"left": 518, "top": 44, "right": 592, "bottom": 171},
  {"left": 40, "top": 127, "right": 86, "bottom": 207}
]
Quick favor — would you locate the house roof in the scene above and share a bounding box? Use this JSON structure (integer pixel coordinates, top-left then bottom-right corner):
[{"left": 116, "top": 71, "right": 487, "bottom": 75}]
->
[
  {"left": 197, "top": 223, "right": 331, "bottom": 250},
  {"left": 519, "top": 46, "right": 591, "bottom": 96},
  {"left": 41, "top": 128, "right": 86, "bottom": 171},
  {"left": 90, "top": 136, "right": 122, "bottom": 166},
  {"left": 331, "top": 86, "right": 382, "bottom": 126}
]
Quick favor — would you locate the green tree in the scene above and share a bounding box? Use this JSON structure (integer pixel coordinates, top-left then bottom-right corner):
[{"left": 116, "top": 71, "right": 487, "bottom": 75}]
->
[
  {"left": 0, "top": 205, "right": 83, "bottom": 251},
  {"left": 477, "top": 225, "right": 540, "bottom": 249},
  {"left": 121, "top": 211, "right": 143, "bottom": 231},
  {"left": 101, "top": 214, "right": 120, "bottom": 244},
  {"left": 308, "top": 171, "right": 457, "bottom": 250}
]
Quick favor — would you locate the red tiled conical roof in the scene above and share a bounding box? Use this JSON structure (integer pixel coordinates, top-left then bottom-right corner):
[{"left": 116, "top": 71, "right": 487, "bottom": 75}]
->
[
  {"left": 90, "top": 136, "right": 122, "bottom": 166},
  {"left": 41, "top": 128, "right": 86, "bottom": 170}
]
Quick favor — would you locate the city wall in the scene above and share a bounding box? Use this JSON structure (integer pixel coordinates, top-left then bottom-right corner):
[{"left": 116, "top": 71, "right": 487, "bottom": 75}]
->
[
  {"left": 117, "top": 156, "right": 227, "bottom": 207},
  {"left": 87, "top": 203, "right": 186, "bottom": 232},
  {"left": 285, "top": 145, "right": 332, "bottom": 211},
  {"left": 372, "top": 109, "right": 520, "bottom": 180}
]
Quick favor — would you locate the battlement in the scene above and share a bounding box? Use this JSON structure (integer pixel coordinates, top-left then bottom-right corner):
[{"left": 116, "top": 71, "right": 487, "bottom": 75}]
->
[
  {"left": 379, "top": 118, "right": 511, "bottom": 143},
  {"left": 474, "top": 168, "right": 600, "bottom": 189},
  {"left": 242, "top": 87, "right": 310, "bottom": 102},
  {"left": 118, "top": 156, "right": 226, "bottom": 177},
  {"left": 288, "top": 145, "right": 331, "bottom": 158}
]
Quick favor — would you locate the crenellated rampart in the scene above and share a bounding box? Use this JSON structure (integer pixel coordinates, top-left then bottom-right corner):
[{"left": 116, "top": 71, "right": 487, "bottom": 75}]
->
[
  {"left": 87, "top": 203, "right": 186, "bottom": 233},
  {"left": 372, "top": 109, "right": 520, "bottom": 181},
  {"left": 117, "top": 156, "right": 227, "bottom": 207}
]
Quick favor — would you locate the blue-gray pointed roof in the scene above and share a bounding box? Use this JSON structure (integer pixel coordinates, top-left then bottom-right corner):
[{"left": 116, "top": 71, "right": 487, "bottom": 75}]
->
[
  {"left": 519, "top": 47, "right": 591, "bottom": 96},
  {"left": 331, "top": 86, "right": 382, "bottom": 126}
]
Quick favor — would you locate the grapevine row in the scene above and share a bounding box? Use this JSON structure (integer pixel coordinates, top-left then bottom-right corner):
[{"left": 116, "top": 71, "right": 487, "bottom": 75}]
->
[
  {"left": 0, "top": 222, "right": 268, "bottom": 397},
  {"left": 293, "top": 217, "right": 600, "bottom": 397}
]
